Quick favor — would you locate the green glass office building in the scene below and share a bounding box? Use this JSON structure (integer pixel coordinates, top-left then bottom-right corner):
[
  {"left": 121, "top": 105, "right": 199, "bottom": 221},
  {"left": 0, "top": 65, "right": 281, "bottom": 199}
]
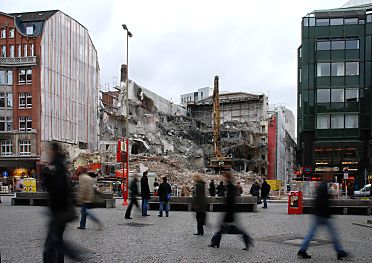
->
[{"left": 297, "top": 3, "right": 372, "bottom": 187}]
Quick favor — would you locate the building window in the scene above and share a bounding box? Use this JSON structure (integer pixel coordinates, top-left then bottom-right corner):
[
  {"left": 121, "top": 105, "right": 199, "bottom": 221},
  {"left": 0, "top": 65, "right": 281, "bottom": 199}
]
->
[
  {"left": 1, "top": 28, "right": 5, "bottom": 38},
  {"left": 19, "top": 93, "right": 32, "bottom": 108},
  {"left": 17, "top": 44, "right": 21, "bottom": 57},
  {"left": 26, "top": 26, "right": 33, "bottom": 35},
  {"left": 19, "top": 116, "right": 32, "bottom": 132},
  {"left": 331, "top": 114, "right": 344, "bottom": 129},
  {"left": 30, "top": 44, "right": 34, "bottom": 56},
  {"left": 0, "top": 70, "right": 4, "bottom": 85},
  {"left": 317, "top": 89, "right": 330, "bottom": 103},
  {"left": 317, "top": 41, "right": 330, "bottom": 51},
  {"left": 346, "top": 39, "right": 359, "bottom": 49},
  {"left": 0, "top": 93, "right": 4, "bottom": 108},
  {"left": 331, "top": 62, "right": 344, "bottom": 76},
  {"left": 330, "top": 18, "right": 343, "bottom": 25},
  {"left": 344, "top": 18, "right": 358, "bottom": 25},
  {"left": 9, "top": 28, "right": 14, "bottom": 38},
  {"left": 346, "top": 89, "right": 359, "bottom": 102},
  {"left": 19, "top": 140, "right": 31, "bottom": 156},
  {"left": 7, "top": 93, "right": 12, "bottom": 108},
  {"left": 299, "top": 94, "right": 302, "bottom": 108},
  {"left": 345, "top": 114, "right": 358, "bottom": 128},
  {"left": 316, "top": 18, "right": 329, "bottom": 26},
  {"left": 1, "top": 45, "right": 6, "bottom": 57},
  {"left": 23, "top": 44, "right": 27, "bottom": 57},
  {"left": 345, "top": 62, "right": 359, "bottom": 76},
  {"left": 368, "top": 14, "right": 372, "bottom": 23},
  {"left": 19, "top": 69, "right": 32, "bottom": 84},
  {"left": 1, "top": 141, "right": 13, "bottom": 156},
  {"left": 6, "top": 117, "right": 12, "bottom": 131},
  {"left": 299, "top": 68, "right": 302, "bottom": 82},
  {"left": 299, "top": 47, "right": 302, "bottom": 57},
  {"left": 0, "top": 117, "right": 4, "bottom": 131},
  {"left": 7, "top": 70, "right": 12, "bottom": 85},
  {"left": 331, "top": 40, "right": 345, "bottom": 50},
  {"left": 331, "top": 89, "right": 344, "bottom": 103},
  {"left": 317, "top": 115, "right": 330, "bottom": 129},
  {"left": 317, "top": 63, "right": 330, "bottom": 76},
  {"left": 9, "top": 44, "right": 14, "bottom": 58}
]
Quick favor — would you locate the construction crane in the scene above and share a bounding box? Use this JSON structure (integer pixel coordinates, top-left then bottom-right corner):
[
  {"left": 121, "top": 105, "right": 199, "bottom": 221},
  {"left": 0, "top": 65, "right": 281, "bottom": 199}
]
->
[{"left": 209, "top": 76, "right": 232, "bottom": 172}]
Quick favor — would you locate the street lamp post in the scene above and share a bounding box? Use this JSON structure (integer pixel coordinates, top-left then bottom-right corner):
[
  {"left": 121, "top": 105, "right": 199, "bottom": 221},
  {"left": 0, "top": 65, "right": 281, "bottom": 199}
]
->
[{"left": 121, "top": 24, "right": 132, "bottom": 205}]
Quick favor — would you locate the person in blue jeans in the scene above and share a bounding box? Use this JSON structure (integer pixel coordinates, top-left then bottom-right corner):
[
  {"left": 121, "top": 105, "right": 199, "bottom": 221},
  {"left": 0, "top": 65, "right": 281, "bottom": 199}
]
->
[
  {"left": 297, "top": 173, "right": 348, "bottom": 260},
  {"left": 158, "top": 177, "right": 172, "bottom": 217},
  {"left": 140, "top": 171, "right": 151, "bottom": 216}
]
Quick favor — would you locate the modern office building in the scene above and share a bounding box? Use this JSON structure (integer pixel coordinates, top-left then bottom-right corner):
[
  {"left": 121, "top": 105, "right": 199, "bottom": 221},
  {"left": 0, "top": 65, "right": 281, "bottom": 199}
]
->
[
  {"left": 0, "top": 10, "right": 99, "bottom": 177},
  {"left": 297, "top": 2, "right": 372, "bottom": 187}
]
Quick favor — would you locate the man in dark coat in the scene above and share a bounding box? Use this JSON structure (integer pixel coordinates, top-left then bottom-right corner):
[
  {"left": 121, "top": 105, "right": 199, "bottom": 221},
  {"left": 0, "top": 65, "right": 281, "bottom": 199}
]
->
[
  {"left": 140, "top": 171, "right": 151, "bottom": 216},
  {"left": 216, "top": 181, "right": 226, "bottom": 197},
  {"left": 209, "top": 172, "right": 253, "bottom": 250},
  {"left": 192, "top": 174, "right": 208, "bottom": 236},
  {"left": 297, "top": 173, "right": 349, "bottom": 260},
  {"left": 209, "top": 180, "right": 216, "bottom": 197},
  {"left": 158, "top": 177, "right": 172, "bottom": 217},
  {"left": 125, "top": 175, "right": 140, "bottom": 219},
  {"left": 250, "top": 180, "right": 261, "bottom": 204},
  {"left": 43, "top": 142, "right": 81, "bottom": 262},
  {"left": 261, "top": 177, "right": 271, "bottom": 208}
]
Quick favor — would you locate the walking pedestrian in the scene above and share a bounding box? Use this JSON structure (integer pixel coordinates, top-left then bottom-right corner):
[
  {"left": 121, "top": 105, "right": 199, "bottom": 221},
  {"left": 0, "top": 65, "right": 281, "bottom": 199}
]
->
[
  {"left": 216, "top": 181, "right": 226, "bottom": 197},
  {"left": 236, "top": 181, "right": 243, "bottom": 196},
  {"left": 43, "top": 142, "right": 82, "bottom": 262},
  {"left": 158, "top": 177, "right": 172, "bottom": 217},
  {"left": 209, "top": 180, "right": 216, "bottom": 197},
  {"left": 297, "top": 173, "right": 349, "bottom": 260},
  {"left": 261, "top": 177, "right": 271, "bottom": 208},
  {"left": 192, "top": 174, "right": 208, "bottom": 236},
  {"left": 250, "top": 180, "right": 261, "bottom": 204},
  {"left": 209, "top": 172, "right": 253, "bottom": 250},
  {"left": 181, "top": 183, "right": 191, "bottom": 197},
  {"left": 140, "top": 171, "right": 151, "bottom": 216},
  {"left": 125, "top": 174, "right": 140, "bottom": 219},
  {"left": 77, "top": 169, "right": 103, "bottom": 230}
]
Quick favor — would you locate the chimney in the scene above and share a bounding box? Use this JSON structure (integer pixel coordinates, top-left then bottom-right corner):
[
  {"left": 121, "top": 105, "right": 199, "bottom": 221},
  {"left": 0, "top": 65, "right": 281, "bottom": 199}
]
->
[{"left": 120, "top": 64, "right": 128, "bottom": 82}]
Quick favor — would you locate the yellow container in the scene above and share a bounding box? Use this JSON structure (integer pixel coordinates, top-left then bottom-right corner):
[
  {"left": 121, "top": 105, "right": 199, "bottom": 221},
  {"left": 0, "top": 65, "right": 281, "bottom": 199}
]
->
[
  {"left": 23, "top": 178, "right": 31, "bottom": 192},
  {"left": 267, "top": 180, "right": 282, "bottom": 191},
  {"left": 30, "top": 179, "right": 37, "bottom": 192}
]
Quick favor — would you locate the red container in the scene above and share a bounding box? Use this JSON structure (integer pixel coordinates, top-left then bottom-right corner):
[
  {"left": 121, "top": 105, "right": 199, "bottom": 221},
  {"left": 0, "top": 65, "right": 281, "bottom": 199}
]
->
[{"left": 288, "top": 191, "right": 303, "bottom": 214}]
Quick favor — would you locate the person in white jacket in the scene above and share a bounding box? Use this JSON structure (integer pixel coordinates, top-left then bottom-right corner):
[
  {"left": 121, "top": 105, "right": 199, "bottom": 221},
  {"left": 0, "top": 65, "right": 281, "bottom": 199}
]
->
[{"left": 77, "top": 169, "right": 103, "bottom": 230}]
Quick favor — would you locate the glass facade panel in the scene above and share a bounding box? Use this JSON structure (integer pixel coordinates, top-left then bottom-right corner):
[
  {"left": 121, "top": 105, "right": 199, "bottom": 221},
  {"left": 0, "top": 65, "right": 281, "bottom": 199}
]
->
[
  {"left": 317, "top": 63, "right": 330, "bottom": 76},
  {"left": 345, "top": 39, "right": 359, "bottom": 49},
  {"left": 344, "top": 18, "right": 358, "bottom": 25},
  {"left": 332, "top": 40, "right": 345, "bottom": 50},
  {"left": 331, "top": 89, "right": 344, "bottom": 102},
  {"left": 317, "top": 41, "right": 331, "bottom": 50},
  {"left": 317, "top": 89, "right": 330, "bottom": 103},
  {"left": 330, "top": 18, "right": 343, "bottom": 25},
  {"left": 331, "top": 62, "right": 344, "bottom": 76},
  {"left": 345, "top": 114, "right": 358, "bottom": 128},
  {"left": 331, "top": 114, "right": 344, "bottom": 129},
  {"left": 345, "top": 62, "right": 359, "bottom": 76},
  {"left": 316, "top": 19, "right": 330, "bottom": 26},
  {"left": 345, "top": 89, "right": 358, "bottom": 102},
  {"left": 317, "top": 115, "right": 330, "bottom": 129}
]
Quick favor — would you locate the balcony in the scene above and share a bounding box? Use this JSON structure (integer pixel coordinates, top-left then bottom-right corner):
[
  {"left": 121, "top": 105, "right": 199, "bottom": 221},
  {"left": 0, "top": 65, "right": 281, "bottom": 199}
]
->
[{"left": 0, "top": 56, "right": 37, "bottom": 67}]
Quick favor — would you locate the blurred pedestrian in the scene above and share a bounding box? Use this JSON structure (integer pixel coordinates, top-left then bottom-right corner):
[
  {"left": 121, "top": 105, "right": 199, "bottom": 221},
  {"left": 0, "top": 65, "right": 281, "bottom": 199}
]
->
[
  {"left": 250, "top": 180, "right": 261, "bottom": 204},
  {"left": 181, "top": 183, "right": 191, "bottom": 197},
  {"left": 209, "top": 172, "right": 253, "bottom": 250},
  {"left": 141, "top": 171, "right": 151, "bottom": 216},
  {"left": 209, "top": 180, "right": 216, "bottom": 197},
  {"left": 297, "top": 173, "right": 349, "bottom": 260},
  {"left": 43, "top": 142, "right": 82, "bottom": 262},
  {"left": 77, "top": 168, "right": 103, "bottom": 230},
  {"left": 192, "top": 174, "right": 208, "bottom": 236},
  {"left": 158, "top": 177, "right": 172, "bottom": 217},
  {"left": 261, "top": 177, "right": 271, "bottom": 208},
  {"left": 236, "top": 182, "right": 243, "bottom": 196},
  {"left": 216, "top": 181, "right": 226, "bottom": 197},
  {"left": 125, "top": 174, "right": 140, "bottom": 219}
]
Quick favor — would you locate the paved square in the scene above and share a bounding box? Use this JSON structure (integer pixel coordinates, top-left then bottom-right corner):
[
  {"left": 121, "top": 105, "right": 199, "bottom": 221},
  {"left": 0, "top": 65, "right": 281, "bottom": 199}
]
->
[{"left": 0, "top": 197, "right": 371, "bottom": 262}]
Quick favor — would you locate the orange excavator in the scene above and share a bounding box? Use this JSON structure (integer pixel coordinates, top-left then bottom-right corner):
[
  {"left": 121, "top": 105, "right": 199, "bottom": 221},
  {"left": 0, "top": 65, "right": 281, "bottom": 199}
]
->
[{"left": 209, "top": 76, "right": 232, "bottom": 172}]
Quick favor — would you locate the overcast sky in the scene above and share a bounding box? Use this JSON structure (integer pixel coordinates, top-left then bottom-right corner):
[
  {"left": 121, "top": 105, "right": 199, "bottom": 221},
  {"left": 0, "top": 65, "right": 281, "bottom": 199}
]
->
[{"left": 3, "top": 0, "right": 348, "bottom": 113}]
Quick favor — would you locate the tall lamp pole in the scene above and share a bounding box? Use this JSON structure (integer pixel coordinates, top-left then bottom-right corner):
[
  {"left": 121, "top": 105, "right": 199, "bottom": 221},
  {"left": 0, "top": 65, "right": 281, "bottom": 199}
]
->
[{"left": 122, "top": 24, "right": 132, "bottom": 205}]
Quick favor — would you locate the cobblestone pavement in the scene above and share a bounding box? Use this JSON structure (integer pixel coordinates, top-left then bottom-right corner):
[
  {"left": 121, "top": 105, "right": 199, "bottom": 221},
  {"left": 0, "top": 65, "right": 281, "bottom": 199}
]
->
[{"left": 0, "top": 196, "right": 371, "bottom": 263}]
